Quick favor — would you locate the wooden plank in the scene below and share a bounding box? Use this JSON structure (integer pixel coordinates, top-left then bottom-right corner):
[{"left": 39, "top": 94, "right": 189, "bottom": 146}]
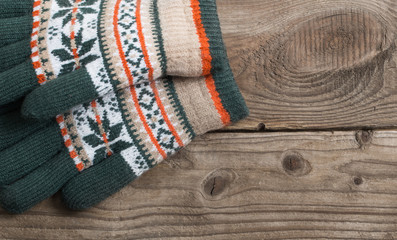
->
[
  {"left": 2, "top": 130, "right": 397, "bottom": 239},
  {"left": 217, "top": 0, "right": 397, "bottom": 130}
]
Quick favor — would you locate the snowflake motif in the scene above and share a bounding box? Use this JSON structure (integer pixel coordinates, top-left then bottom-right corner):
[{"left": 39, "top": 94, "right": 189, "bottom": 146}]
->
[{"left": 48, "top": 26, "right": 60, "bottom": 40}]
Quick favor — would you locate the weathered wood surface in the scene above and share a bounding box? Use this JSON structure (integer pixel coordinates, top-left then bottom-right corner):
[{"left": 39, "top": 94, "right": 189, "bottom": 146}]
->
[
  {"left": 2, "top": 130, "right": 397, "bottom": 239},
  {"left": 2, "top": 0, "right": 397, "bottom": 239},
  {"left": 221, "top": 0, "right": 397, "bottom": 130}
]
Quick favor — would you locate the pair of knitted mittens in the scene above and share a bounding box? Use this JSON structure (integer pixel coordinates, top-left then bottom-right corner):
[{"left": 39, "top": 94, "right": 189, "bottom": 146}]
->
[{"left": 0, "top": 0, "right": 249, "bottom": 213}]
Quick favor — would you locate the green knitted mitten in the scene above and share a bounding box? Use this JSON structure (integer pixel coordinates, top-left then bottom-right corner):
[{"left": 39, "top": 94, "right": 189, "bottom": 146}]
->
[
  {"left": 0, "top": 0, "right": 230, "bottom": 119},
  {"left": 0, "top": 74, "right": 248, "bottom": 213}
]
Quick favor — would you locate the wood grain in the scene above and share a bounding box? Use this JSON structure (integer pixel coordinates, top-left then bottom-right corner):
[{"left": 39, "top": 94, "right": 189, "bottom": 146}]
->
[
  {"left": 2, "top": 130, "right": 397, "bottom": 239},
  {"left": 3, "top": 0, "right": 397, "bottom": 239},
  {"left": 218, "top": 0, "right": 397, "bottom": 130}
]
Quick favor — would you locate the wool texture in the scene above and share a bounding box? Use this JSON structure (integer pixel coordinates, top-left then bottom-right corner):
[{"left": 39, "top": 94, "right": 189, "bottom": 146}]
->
[
  {"left": 0, "top": 0, "right": 250, "bottom": 213},
  {"left": 0, "top": 0, "right": 239, "bottom": 119}
]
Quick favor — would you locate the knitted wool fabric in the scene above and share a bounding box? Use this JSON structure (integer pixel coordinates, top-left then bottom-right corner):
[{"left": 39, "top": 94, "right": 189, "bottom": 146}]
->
[
  {"left": 0, "top": 74, "right": 248, "bottom": 213},
  {"left": 0, "top": 0, "right": 249, "bottom": 214},
  {"left": 0, "top": 0, "right": 232, "bottom": 119}
]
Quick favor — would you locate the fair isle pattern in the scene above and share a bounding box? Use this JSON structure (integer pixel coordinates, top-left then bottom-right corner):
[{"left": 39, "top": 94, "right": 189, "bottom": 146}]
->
[
  {"left": 99, "top": 0, "right": 149, "bottom": 90},
  {"left": 56, "top": 115, "right": 85, "bottom": 171},
  {"left": 30, "top": 0, "right": 216, "bottom": 97},
  {"left": 117, "top": 88, "right": 162, "bottom": 164},
  {"left": 37, "top": 0, "right": 57, "bottom": 82},
  {"left": 45, "top": 0, "right": 111, "bottom": 96},
  {"left": 29, "top": 0, "right": 116, "bottom": 171},
  {"left": 135, "top": 0, "right": 185, "bottom": 149},
  {"left": 155, "top": 79, "right": 192, "bottom": 145},
  {"left": 68, "top": 90, "right": 145, "bottom": 172},
  {"left": 70, "top": 0, "right": 82, "bottom": 69},
  {"left": 100, "top": 0, "right": 188, "bottom": 164},
  {"left": 90, "top": 100, "right": 113, "bottom": 156},
  {"left": 30, "top": 0, "right": 46, "bottom": 84},
  {"left": 27, "top": 0, "right": 238, "bottom": 174},
  {"left": 101, "top": 0, "right": 167, "bottom": 163},
  {"left": 99, "top": 0, "right": 165, "bottom": 163},
  {"left": 114, "top": 81, "right": 193, "bottom": 166},
  {"left": 30, "top": 0, "right": 87, "bottom": 171},
  {"left": 140, "top": 0, "right": 163, "bottom": 80},
  {"left": 63, "top": 112, "right": 91, "bottom": 168},
  {"left": 116, "top": 0, "right": 149, "bottom": 85}
]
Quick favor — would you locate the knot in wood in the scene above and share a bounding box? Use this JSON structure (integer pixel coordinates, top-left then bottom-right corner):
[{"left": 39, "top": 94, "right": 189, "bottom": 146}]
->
[
  {"left": 202, "top": 169, "right": 236, "bottom": 199},
  {"left": 257, "top": 123, "right": 266, "bottom": 131},
  {"left": 282, "top": 152, "right": 312, "bottom": 177},
  {"left": 353, "top": 176, "right": 363, "bottom": 185},
  {"left": 355, "top": 130, "right": 372, "bottom": 148},
  {"left": 203, "top": 176, "right": 226, "bottom": 197}
]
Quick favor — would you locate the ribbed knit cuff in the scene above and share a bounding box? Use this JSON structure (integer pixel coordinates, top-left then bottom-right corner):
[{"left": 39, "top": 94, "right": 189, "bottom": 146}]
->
[
  {"left": 198, "top": 0, "right": 249, "bottom": 123},
  {"left": 152, "top": 0, "right": 209, "bottom": 77}
]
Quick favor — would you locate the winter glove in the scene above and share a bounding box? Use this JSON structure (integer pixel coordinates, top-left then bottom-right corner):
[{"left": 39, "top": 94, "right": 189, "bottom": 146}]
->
[
  {"left": 0, "top": 75, "right": 248, "bottom": 214},
  {"left": 0, "top": 0, "right": 230, "bottom": 119}
]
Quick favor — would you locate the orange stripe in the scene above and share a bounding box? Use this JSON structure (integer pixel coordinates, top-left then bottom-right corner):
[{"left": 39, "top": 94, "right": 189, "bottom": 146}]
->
[
  {"left": 96, "top": 115, "right": 102, "bottom": 125},
  {"left": 76, "top": 162, "right": 84, "bottom": 171},
  {"left": 65, "top": 139, "right": 72, "bottom": 148},
  {"left": 70, "top": 0, "right": 80, "bottom": 68},
  {"left": 102, "top": 133, "right": 109, "bottom": 143},
  {"left": 61, "top": 128, "right": 68, "bottom": 136},
  {"left": 190, "top": 0, "right": 212, "bottom": 76},
  {"left": 32, "top": 21, "right": 40, "bottom": 29},
  {"left": 56, "top": 115, "right": 64, "bottom": 124},
  {"left": 37, "top": 74, "right": 46, "bottom": 84},
  {"left": 72, "top": 48, "right": 79, "bottom": 59},
  {"left": 32, "top": 61, "right": 41, "bottom": 69},
  {"left": 30, "top": 40, "right": 38, "bottom": 48},
  {"left": 114, "top": 0, "right": 167, "bottom": 159},
  {"left": 31, "top": 51, "right": 39, "bottom": 58},
  {"left": 90, "top": 100, "right": 110, "bottom": 153},
  {"left": 205, "top": 75, "right": 231, "bottom": 125},
  {"left": 190, "top": 0, "right": 231, "bottom": 126},
  {"left": 33, "top": 0, "right": 41, "bottom": 8},
  {"left": 135, "top": 0, "right": 184, "bottom": 147},
  {"left": 70, "top": 150, "right": 78, "bottom": 158},
  {"left": 91, "top": 100, "right": 97, "bottom": 108}
]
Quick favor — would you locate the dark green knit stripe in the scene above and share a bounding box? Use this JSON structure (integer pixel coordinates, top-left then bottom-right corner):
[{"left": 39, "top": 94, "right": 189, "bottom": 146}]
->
[
  {"left": 0, "top": 15, "right": 33, "bottom": 48},
  {"left": 0, "top": 122, "right": 63, "bottom": 186},
  {"left": 97, "top": 0, "right": 156, "bottom": 169},
  {"left": 0, "top": 111, "right": 49, "bottom": 151},
  {"left": 0, "top": 99, "right": 23, "bottom": 116},
  {"left": 0, "top": 0, "right": 34, "bottom": 19},
  {"left": 21, "top": 67, "right": 99, "bottom": 119},
  {"left": 150, "top": 0, "right": 167, "bottom": 75},
  {"left": 164, "top": 77, "right": 196, "bottom": 139},
  {"left": 0, "top": 59, "right": 38, "bottom": 106},
  {"left": 0, "top": 149, "right": 78, "bottom": 214},
  {"left": 0, "top": 39, "right": 31, "bottom": 73},
  {"left": 198, "top": 0, "right": 249, "bottom": 123},
  {"left": 62, "top": 153, "right": 136, "bottom": 210}
]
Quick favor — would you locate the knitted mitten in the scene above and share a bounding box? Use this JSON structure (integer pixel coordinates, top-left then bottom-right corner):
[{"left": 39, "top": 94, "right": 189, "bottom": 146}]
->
[
  {"left": 0, "top": 0, "right": 231, "bottom": 119},
  {"left": 0, "top": 73, "right": 248, "bottom": 213}
]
